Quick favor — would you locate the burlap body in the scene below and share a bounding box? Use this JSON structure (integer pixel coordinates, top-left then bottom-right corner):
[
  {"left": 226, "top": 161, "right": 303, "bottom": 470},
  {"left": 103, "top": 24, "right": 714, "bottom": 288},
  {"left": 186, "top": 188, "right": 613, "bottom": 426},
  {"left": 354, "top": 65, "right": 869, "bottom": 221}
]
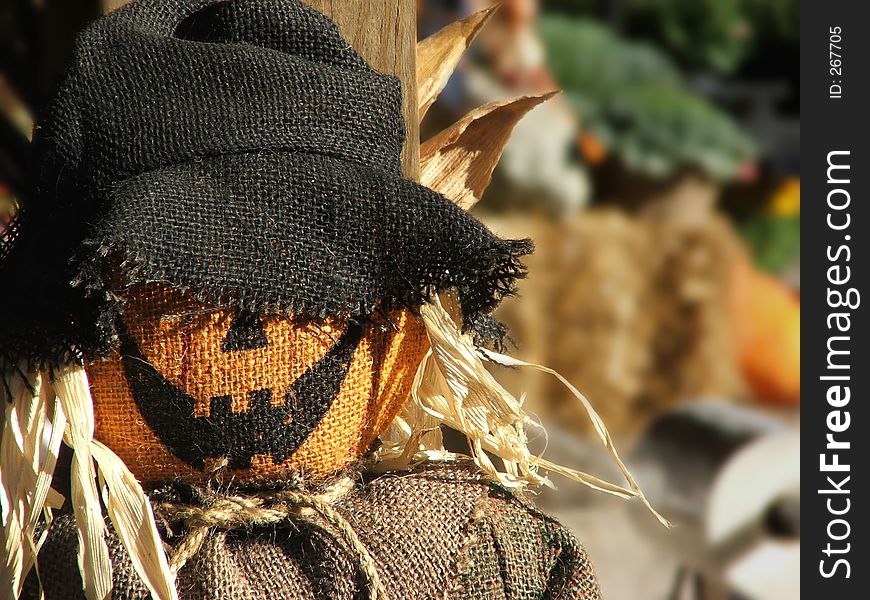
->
[
  {"left": 28, "top": 464, "right": 599, "bottom": 599},
  {"left": 87, "top": 285, "right": 430, "bottom": 484}
]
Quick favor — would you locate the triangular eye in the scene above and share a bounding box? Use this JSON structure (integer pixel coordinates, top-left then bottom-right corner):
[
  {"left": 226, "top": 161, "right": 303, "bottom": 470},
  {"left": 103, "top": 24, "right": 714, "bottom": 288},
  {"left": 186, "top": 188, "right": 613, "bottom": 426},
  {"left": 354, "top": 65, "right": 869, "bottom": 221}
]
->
[{"left": 222, "top": 310, "right": 269, "bottom": 352}]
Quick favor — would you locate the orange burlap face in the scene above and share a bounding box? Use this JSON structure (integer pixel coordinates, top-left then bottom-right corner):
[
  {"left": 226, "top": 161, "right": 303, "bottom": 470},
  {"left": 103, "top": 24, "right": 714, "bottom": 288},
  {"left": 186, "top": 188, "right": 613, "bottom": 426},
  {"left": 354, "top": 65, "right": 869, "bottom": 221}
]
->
[{"left": 87, "top": 285, "right": 429, "bottom": 484}]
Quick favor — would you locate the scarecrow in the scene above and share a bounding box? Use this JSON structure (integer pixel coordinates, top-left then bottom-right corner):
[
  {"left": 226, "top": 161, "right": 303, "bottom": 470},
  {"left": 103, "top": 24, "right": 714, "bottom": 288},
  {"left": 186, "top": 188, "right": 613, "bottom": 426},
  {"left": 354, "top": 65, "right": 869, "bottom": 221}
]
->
[{"left": 1, "top": 1, "right": 662, "bottom": 598}]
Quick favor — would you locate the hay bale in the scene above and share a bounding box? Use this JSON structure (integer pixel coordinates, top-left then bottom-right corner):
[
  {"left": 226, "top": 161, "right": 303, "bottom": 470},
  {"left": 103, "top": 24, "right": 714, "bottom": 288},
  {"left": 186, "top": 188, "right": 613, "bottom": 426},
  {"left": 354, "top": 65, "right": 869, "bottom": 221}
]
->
[{"left": 480, "top": 209, "right": 745, "bottom": 438}]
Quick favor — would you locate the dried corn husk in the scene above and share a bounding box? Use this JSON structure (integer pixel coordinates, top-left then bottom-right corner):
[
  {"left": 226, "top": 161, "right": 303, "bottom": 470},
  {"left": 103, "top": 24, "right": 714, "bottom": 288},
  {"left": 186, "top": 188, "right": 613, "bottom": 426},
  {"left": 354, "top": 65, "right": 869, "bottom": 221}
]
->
[
  {"left": 91, "top": 440, "right": 177, "bottom": 600},
  {"left": 417, "top": 4, "right": 498, "bottom": 121},
  {"left": 54, "top": 366, "right": 178, "bottom": 600},
  {"left": 420, "top": 93, "right": 556, "bottom": 210},
  {"left": 1, "top": 367, "right": 66, "bottom": 598},
  {"left": 378, "top": 294, "right": 668, "bottom": 525},
  {"left": 54, "top": 366, "right": 113, "bottom": 600},
  {"left": 2, "top": 365, "right": 178, "bottom": 600},
  {"left": 478, "top": 348, "right": 668, "bottom": 526}
]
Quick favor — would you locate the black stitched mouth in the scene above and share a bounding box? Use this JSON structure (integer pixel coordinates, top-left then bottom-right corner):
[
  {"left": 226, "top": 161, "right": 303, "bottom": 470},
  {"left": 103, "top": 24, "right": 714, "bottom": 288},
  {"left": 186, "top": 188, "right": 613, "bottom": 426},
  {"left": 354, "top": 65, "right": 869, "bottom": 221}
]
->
[{"left": 118, "top": 320, "right": 364, "bottom": 470}]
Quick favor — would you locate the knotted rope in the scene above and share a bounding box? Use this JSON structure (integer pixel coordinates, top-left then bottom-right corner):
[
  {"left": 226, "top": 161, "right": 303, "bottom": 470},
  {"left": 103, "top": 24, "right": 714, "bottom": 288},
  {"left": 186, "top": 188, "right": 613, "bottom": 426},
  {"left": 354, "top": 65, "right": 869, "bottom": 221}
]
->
[{"left": 157, "top": 477, "right": 388, "bottom": 600}]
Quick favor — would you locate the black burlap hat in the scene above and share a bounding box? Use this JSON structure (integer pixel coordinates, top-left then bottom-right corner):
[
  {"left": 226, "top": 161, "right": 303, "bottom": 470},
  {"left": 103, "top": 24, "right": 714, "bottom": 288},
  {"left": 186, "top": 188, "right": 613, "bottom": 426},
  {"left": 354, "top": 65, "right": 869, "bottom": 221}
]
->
[{"left": 0, "top": 0, "right": 531, "bottom": 365}]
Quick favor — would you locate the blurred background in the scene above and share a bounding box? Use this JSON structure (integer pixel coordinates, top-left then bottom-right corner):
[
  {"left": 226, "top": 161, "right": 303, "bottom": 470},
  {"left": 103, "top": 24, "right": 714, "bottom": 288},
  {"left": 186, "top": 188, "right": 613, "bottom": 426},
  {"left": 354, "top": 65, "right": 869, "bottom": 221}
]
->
[
  {"left": 1, "top": 1, "right": 799, "bottom": 598},
  {"left": 420, "top": 2, "right": 799, "bottom": 598}
]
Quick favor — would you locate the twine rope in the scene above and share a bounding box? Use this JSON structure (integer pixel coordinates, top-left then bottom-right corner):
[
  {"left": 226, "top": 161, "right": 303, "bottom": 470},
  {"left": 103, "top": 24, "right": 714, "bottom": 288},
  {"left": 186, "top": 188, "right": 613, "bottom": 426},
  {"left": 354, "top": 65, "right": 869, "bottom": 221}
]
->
[{"left": 159, "top": 477, "right": 387, "bottom": 600}]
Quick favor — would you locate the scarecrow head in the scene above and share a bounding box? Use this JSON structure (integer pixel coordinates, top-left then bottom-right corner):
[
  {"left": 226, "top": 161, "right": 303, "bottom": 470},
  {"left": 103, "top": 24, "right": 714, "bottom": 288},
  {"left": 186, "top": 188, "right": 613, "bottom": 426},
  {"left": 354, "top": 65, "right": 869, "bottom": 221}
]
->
[
  {"left": 0, "top": 0, "right": 531, "bottom": 484},
  {"left": 0, "top": 5, "right": 668, "bottom": 600}
]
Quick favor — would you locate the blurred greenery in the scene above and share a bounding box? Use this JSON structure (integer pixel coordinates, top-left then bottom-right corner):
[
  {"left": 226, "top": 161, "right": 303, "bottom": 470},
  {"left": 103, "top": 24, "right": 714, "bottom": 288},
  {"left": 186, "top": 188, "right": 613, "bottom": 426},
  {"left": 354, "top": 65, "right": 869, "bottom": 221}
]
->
[
  {"left": 544, "top": 0, "right": 799, "bottom": 75},
  {"left": 629, "top": 0, "right": 799, "bottom": 75},
  {"left": 540, "top": 16, "right": 682, "bottom": 93},
  {"left": 540, "top": 15, "right": 755, "bottom": 180},
  {"left": 627, "top": 0, "right": 751, "bottom": 74},
  {"left": 741, "top": 215, "right": 800, "bottom": 274}
]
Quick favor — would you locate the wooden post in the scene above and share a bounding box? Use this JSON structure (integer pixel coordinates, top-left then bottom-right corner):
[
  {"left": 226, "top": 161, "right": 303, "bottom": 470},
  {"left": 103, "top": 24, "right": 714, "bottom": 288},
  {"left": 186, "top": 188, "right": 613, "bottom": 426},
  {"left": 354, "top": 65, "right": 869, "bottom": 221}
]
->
[{"left": 300, "top": 0, "right": 420, "bottom": 179}]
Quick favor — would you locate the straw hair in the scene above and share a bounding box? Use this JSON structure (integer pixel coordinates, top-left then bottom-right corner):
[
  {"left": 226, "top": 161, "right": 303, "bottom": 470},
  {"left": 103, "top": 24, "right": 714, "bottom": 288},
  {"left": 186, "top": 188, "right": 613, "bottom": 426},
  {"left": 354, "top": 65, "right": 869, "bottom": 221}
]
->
[
  {"left": 377, "top": 293, "right": 669, "bottom": 526},
  {"left": 54, "top": 366, "right": 113, "bottom": 600},
  {"left": 1, "top": 365, "right": 179, "bottom": 600},
  {"left": 1, "top": 367, "right": 65, "bottom": 598}
]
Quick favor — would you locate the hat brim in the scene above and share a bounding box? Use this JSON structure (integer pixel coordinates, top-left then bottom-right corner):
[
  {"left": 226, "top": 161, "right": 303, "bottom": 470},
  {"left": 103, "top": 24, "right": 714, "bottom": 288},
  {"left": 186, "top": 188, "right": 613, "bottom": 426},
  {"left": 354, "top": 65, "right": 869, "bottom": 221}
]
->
[{"left": 80, "top": 151, "right": 531, "bottom": 328}]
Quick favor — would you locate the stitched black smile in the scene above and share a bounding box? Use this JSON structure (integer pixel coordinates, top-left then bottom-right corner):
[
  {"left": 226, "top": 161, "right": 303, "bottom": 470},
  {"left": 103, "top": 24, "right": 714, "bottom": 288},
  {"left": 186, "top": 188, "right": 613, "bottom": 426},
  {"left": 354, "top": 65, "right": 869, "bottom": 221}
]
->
[{"left": 118, "top": 319, "right": 363, "bottom": 470}]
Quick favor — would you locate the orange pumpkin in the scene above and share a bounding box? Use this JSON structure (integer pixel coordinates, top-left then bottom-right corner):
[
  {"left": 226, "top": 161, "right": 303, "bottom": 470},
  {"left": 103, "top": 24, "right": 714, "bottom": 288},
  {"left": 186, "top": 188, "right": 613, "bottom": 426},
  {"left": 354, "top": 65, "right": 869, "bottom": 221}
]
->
[
  {"left": 87, "top": 284, "right": 429, "bottom": 484},
  {"left": 731, "top": 260, "right": 800, "bottom": 405}
]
